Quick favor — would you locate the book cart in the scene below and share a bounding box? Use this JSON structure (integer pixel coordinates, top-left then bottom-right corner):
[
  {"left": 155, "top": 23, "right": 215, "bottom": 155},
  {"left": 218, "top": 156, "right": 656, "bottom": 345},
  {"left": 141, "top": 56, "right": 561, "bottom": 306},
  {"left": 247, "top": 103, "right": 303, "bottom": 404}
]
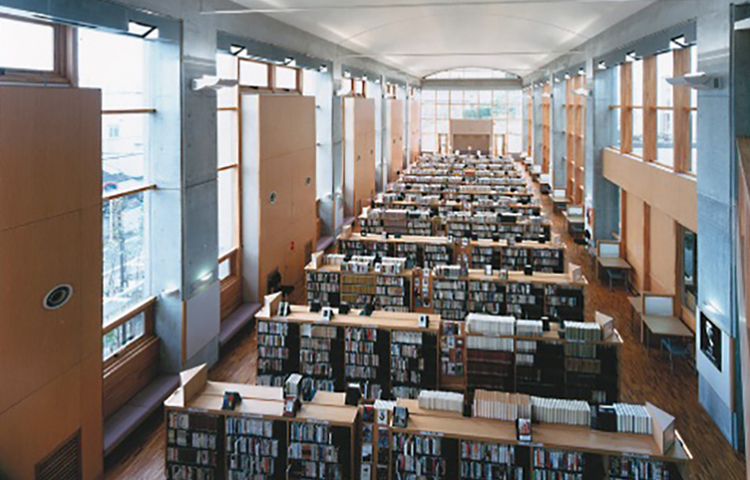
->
[{"left": 164, "top": 365, "right": 359, "bottom": 480}]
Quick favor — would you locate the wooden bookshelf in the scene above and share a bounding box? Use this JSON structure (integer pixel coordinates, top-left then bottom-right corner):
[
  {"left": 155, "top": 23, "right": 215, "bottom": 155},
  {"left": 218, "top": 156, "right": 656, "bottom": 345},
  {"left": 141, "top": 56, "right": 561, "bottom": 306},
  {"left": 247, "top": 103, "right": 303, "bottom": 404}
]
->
[
  {"left": 337, "top": 233, "right": 565, "bottom": 273},
  {"left": 164, "top": 366, "right": 359, "bottom": 480},
  {"left": 432, "top": 269, "right": 587, "bottom": 322},
  {"left": 255, "top": 302, "right": 439, "bottom": 399},
  {"left": 393, "top": 399, "right": 691, "bottom": 480},
  {"left": 464, "top": 323, "right": 623, "bottom": 403},
  {"left": 164, "top": 365, "right": 359, "bottom": 480}
]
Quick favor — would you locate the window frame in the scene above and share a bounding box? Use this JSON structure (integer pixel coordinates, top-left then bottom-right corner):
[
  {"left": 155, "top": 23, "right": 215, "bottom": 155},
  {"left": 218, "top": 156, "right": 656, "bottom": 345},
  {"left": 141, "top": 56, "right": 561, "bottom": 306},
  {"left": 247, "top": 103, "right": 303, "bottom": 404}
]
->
[
  {"left": 608, "top": 46, "right": 697, "bottom": 174},
  {"left": 102, "top": 295, "right": 157, "bottom": 367},
  {"left": 0, "top": 13, "right": 76, "bottom": 85},
  {"left": 420, "top": 87, "right": 524, "bottom": 155}
]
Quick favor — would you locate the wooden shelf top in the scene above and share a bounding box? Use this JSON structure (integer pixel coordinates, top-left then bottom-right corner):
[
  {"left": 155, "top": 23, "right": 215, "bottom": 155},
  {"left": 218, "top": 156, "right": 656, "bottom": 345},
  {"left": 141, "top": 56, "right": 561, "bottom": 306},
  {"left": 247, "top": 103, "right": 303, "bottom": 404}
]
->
[
  {"left": 340, "top": 232, "right": 564, "bottom": 251},
  {"left": 164, "top": 380, "right": 358, "bottom": 426},
  {"left": 433, "top": 268, "right": 587, "bottom": 286},
  {"left": 393, "top": 399, "right": 690, "bottom": 463},
  {"left": 304, "top": 262, "right": 414, "bottom": 277},
  {"left": 465, "top": 327, "right": 624, "bottom": 346},
  {"left": 256, "top": 304, "right": 440, "bottom": 333}
]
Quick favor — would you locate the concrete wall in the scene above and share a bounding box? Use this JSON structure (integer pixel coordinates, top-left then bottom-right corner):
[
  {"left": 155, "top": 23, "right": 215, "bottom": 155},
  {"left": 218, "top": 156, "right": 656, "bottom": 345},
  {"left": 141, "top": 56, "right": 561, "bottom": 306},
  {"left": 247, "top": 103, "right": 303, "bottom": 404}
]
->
[{"left": 524, "top": 0, "right": 742, "bottom": 449}]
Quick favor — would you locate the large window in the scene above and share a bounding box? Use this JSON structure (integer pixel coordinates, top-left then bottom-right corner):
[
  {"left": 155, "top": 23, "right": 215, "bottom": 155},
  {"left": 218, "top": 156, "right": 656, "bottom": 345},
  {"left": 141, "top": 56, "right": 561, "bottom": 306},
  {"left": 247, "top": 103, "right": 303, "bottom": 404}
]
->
[
  {"left": 79, "top": 28, "right": 156, "bottom": 326},
  {"left": 609, "top": 41, "right": 697, "bottom": 174},
  {"left": 631, "top": 58, "right": 644, "bottom": 158},
  {"left": 682, "top": 227, "right": 697, "bottom": 313},
  {"left": 0, "top": 14, "right": 72, "bottom": 84},
  {"left": 656, "top": 51, "right": 674, "bottom": 167},
  {"left": 420, "top": 89, "right": 524, "bottom": 154}
]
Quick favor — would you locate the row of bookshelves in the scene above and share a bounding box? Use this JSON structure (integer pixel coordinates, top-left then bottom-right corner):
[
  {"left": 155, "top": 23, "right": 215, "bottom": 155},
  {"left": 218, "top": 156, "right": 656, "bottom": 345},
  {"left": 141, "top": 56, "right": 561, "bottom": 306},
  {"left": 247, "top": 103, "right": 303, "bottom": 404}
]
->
[
  {"left": 257, "top": 318, "right": 438, "bottom": 399},
  {"left": 337, "top": 234, "right": 565, "bottom": 273},
  {"left": 165, "top": 364, "right": 690, "bottom": 480}
]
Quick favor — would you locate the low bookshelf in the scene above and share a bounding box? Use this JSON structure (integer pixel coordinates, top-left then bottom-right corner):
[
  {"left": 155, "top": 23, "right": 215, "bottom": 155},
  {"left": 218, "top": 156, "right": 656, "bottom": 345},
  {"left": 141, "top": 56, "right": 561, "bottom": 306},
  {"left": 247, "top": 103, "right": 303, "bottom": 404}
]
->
[
  {"left": 337, "top": 232, "right": 565, "bottom": 273},
  {"left": 164, "top": 365, "right": 358, "bottom": 480}
]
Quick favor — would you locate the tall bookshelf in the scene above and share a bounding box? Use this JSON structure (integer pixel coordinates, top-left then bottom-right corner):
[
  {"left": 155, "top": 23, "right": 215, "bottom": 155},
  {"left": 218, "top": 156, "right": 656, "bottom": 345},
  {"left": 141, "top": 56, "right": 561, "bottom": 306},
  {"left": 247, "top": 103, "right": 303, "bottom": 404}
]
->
[
  {"left": 306, "top": 264, "right": 412, "bottom": 312},
  {"left": 257, "top": 320, "right": 300, "bottom": 387},
  {"left": 464, "top": 318, "right": 622, "bottom": 403},
  {"left": 255, "top": 299, "right": 439, "bottom": 400}
]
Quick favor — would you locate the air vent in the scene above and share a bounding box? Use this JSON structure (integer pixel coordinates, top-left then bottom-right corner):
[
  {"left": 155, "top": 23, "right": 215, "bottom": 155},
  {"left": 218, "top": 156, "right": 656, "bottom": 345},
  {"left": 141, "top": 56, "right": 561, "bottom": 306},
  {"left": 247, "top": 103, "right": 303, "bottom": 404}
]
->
[{"left": 35, "top": 430, "right": 81, "bottom": 480}]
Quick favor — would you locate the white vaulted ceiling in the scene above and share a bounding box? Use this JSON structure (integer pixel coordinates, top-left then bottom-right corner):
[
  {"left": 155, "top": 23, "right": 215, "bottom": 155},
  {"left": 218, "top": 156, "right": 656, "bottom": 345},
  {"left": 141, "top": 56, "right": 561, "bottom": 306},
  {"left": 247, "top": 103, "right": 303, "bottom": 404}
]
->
[{"left": 224, "top": 0, "right": 656, "bottom": 78}]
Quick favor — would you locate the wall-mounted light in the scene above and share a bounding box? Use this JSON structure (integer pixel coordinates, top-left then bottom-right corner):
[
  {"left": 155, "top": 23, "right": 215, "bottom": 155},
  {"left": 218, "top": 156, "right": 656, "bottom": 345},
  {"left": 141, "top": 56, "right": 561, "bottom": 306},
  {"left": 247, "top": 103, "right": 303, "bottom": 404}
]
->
[
  {"left": 671, "top": 35, "right": 688, "bottom": 50},
  {"left": 128, "top": 21, "right": 159, "bottom": 39},
  {"left": 578, "top": 67, "right": 585, "bottom": 76},
  {"left": 319, "top": 65, "right": 329, "bottom": 73},
  {"left": 666, "top": 72, "right": 721, "bottom": 90},
  {"left": 564, "top": 73, "right": 571, "bottom": 80},
  {"left": 343, "top": 71, "right": 351, "bottom": 78},
  {"left": 284, "top": 57, "right": 296, "bottom": 66},
  {"left": 597, "top": 61, "right": 607, "bottom": 70},
  {"left": 230, "top": 44, "right": 246, "bottom": 56},
  {"left": 362, "top": 75, "right": 368, "bottom": 81},
  {"left": 625, "top": 51, "right": 638, "bottom": 63},
  {"left": 193, "top": 75, "right": 239, "bottom": 91}
]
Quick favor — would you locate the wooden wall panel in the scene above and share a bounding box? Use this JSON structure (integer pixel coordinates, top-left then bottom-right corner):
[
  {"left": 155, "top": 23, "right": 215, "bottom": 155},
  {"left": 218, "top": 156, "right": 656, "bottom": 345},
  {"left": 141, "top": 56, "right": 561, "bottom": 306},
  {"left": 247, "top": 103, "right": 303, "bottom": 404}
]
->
[
  {"left": 390, "top": 99, "right": 404, "bottom": 182},
  {"left": 80, "top": 353, "right": 104, "bottom": 479},
  {"left": 673, "top": 48, "right": 691, "bottom": 173},
  {"left": 603, "top": 148, "right": 697, "bottom": 231},
  {"left": 450, "top": 119, "right": 492, "bottom": 154},
  {"left": 0, "top": 87, "right": 100, "bottom": 232},
  {"left": 344, "top": 97, "right": 376, "bottom": 217},
  {"left": 409, "top": 99, "right": 421, "bottom": 163},
  {"left": 256, "top": 95, "right": 317, "bottom": 298},
  {"left": 0, "top": 211, "right": 84, "bottom": 414},
  {"left": 0, "top": 86, "right": 102, "bottom": 479},
  {"left": 0, "top": 365, "right": 82, "bottom": 480},
  {"left": 649, "top": 207, "right": 677, "bottom": 295},
  {"left": 625, "top": 193, "right": 646, "bottom": 292}
]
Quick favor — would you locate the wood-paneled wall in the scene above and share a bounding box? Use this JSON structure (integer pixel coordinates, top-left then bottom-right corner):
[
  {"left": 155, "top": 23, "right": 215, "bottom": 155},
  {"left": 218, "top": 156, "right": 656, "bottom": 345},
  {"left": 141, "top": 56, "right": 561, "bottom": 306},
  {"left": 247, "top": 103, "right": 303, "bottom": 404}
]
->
[
  {"left": 736, "top": 138, "right": 750, "bottom": 479},
  {"left": 389, "top": 99, "right": 404, "bottom": 182},
  {"left": 344, "top": 97, "right": 376, "bottom": 218},
  {"left": 242, "top": 94, "right": 317, "bottom": 302},
  {"left": 409, "top": 98, "right": 421, "bottom": 163},
  {"left": 450, "top": 119, "right": 492, "bottom": 154},
  {"left": 0, "top": 86, "right": 103, "bottom": 479}
]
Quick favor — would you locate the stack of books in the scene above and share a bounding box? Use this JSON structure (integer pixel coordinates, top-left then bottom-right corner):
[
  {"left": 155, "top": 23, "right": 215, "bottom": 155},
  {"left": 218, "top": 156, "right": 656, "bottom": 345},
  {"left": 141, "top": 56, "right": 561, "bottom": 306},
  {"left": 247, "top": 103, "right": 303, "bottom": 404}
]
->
[
  {"left": 418, "top": 390, "right": 464, "bottom": 413},
  {"left": 472, "top": 390, "right": 532, "bottom": 421},
  {"left": 531, "top": 397, "right": 591, "bottom": 427},
  {"left": 466, "top": 313, "right": 515, "bottom": 336}
]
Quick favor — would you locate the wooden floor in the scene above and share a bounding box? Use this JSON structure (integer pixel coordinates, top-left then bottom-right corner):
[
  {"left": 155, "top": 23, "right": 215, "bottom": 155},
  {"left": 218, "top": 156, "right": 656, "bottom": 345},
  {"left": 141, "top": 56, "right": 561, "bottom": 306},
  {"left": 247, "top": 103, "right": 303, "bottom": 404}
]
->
[{"left": 104, "top": 178, "right": 747, "bottom": 480}]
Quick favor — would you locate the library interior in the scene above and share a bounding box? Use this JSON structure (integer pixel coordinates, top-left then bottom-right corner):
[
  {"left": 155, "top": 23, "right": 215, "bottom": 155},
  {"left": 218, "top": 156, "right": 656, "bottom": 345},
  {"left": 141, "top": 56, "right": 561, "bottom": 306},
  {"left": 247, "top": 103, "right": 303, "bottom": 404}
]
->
[{"left": 3, "top": 0, "right": 750, "bottom": 479}]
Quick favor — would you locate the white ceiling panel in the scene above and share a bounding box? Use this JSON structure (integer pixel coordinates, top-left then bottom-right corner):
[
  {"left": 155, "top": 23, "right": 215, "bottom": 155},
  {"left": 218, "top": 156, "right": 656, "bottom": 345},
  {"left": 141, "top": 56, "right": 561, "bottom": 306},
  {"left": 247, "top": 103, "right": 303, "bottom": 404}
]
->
[{"left": 223, "top": 0, "right": 657, "bottom": 78}]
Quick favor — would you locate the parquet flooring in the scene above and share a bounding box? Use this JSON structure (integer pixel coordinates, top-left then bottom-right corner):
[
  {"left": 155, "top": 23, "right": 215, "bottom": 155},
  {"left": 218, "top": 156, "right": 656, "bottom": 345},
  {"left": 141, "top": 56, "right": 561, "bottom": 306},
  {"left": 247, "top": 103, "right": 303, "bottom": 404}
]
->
[{"left": 104, "top": 177, "right": 746, "bottom": 480}]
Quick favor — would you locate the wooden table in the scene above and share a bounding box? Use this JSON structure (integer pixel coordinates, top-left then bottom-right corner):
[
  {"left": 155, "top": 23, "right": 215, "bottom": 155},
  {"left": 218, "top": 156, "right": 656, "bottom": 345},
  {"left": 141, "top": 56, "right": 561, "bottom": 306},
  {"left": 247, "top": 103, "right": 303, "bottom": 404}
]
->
[
  {"left": 551, "top": 196, "right": 569, "bottom": 213},
  {"left": 628, "top": 296, "right": 643, "bottom": 335},
  {"left": 596, "top": 256, "right": 633, "bottom": 290},
  {"left": 563, "top": 212, "right": 585, "bottom": 239},
  {"left": 642, "top": 314, "right": 694, "bottom": 355}
]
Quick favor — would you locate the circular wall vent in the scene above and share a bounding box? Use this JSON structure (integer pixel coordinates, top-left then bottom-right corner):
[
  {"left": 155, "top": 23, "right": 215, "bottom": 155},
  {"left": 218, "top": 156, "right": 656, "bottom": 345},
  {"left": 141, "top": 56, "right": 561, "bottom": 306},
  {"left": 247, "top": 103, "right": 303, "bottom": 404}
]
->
[{"left": 43, "top": 284, "right": 73, "bottom": 310}]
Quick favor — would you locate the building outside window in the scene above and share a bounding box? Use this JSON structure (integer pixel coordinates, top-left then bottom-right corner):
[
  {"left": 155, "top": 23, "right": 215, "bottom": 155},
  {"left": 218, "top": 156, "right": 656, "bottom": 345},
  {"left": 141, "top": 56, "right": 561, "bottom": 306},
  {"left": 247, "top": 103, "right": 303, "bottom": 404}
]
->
[{"left": 682, "top": 227, "right": 698, "bottom": 313}]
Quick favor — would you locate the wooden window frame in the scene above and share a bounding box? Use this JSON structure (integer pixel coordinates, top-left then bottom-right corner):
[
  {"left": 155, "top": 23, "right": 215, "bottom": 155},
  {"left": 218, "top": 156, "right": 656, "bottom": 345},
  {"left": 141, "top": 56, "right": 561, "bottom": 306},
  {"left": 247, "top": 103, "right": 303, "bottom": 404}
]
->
[
  {"left": 610, "top": 47, "right": 696, "bottom": 174},
  {"left": 237, "top": 57, "right": 304, "bottom": 94},
  {"left": 0, "top": 13, "right": 76, "bottom": 86},
  {"left": 102, "top": 295, "right": 157, "bottom": 369},
  {"left": 420, "top": 88, "right": 522, "bottom": 155}
]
